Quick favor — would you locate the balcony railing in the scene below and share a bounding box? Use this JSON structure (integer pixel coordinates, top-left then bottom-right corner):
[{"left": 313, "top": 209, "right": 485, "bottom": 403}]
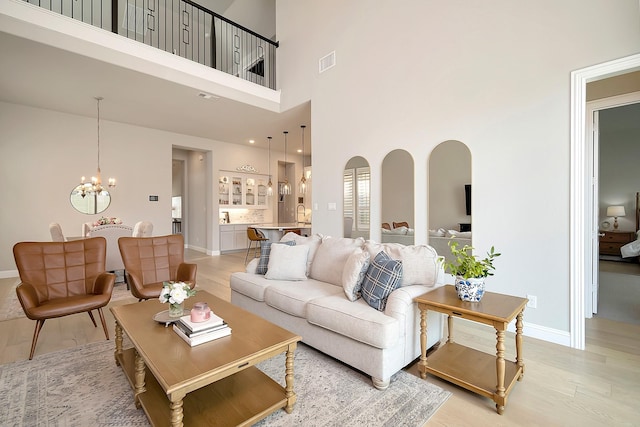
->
[{"left": 22, "top": 0, "right": 278, "bottom": 89}]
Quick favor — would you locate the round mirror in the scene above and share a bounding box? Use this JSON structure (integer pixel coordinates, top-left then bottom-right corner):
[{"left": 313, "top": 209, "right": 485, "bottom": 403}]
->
[
  {"left": 382, "top": 149, "right": 414, "bottom": 244},
  {"left": 343, "top": 156, "right": 370, "bottom": 239},
  {"left": 70, "top": 185, "right": 111, "bottom": 214}
]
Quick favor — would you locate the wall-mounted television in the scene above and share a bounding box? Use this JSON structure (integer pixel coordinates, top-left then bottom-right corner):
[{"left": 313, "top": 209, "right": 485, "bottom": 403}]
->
[{"left": 465, "top": 184, "right": 471, "bottom": 215}]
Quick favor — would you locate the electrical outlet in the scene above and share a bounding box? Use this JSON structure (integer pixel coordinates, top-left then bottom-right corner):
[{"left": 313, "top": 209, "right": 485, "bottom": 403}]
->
[{"left": 526, "top": 294, "right": 537, "bottom": 309}]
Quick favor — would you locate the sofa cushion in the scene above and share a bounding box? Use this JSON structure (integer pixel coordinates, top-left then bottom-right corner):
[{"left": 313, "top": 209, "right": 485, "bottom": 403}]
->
[
  {"left": 256, "top": 241, "right": 295, "bottom": 274},
  {"left": 264, "top": 280, "right": 343, "bottom": 318},
  {"left": 265, "top": 243, "right": 309, "bottom": 281},
  {"left": 364, "top": 241, "right": 440, "bottom": 287},
  {"left": 361, "top": 251, "right": 403, "bottom": 311},
  {"left": 280, "top": 232, "right": 322, "bottom": 276},
  {"left": 310, "top": 236, "right": 365, "bottom": 286},
  {"left": 341, "top": 248, "right": 370, "bottom": 301},
  {"left": 307, "top": 294, "right": 400, "bottom": 349},
  {"left": 229, "top": 272, "right": 272, "bottom": 302}
]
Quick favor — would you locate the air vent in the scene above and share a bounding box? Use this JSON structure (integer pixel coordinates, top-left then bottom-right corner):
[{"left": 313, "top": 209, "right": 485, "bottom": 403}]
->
[{"left": 319, "top": 51, "right": 336, "bottom": 73}]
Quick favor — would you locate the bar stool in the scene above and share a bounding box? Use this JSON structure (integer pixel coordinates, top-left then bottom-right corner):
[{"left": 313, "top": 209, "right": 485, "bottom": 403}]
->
[{"left": 245, "top": 227, "right": 268, "bottom": 264}]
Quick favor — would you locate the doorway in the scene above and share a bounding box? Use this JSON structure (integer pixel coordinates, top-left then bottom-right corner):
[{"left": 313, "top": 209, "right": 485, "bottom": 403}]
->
[
  {"left": 588, "top": 97, "right": 640, "bottom": 324},
  {"left": 570, "top": 53, "right": 640, "bottom": 350}
]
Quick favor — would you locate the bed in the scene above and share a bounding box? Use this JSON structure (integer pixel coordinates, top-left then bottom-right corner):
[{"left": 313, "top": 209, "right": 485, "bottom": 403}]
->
[{"left": 620, "top": 192, "right": 640, "bottom": 262}]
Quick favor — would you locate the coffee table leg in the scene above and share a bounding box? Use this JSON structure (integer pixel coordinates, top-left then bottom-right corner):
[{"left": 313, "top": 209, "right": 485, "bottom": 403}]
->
[
  {"left": 418, "top": 307, "right": 428, "bottom": 379},
  {"left": 134, "top": 349, "right": 146, "bottom": 409},
  {"left": 284, "top": 343, "right": 297, "bottom": 413},
  {"left": 516, "top": 310, "right": 525, "bottom": 380},
  {"left": 495, "top": 328, "right": 506, "bottom": 415},
  {"left": 114, "top": 321, "right": 123, "bottom": 366},
  {"left": 169, "top": 397, "right": 184, "bottom": 427}
]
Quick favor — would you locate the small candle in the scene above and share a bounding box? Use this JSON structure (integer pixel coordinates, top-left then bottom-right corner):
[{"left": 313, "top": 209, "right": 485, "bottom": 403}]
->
[{"left": 190, "top": 302, "right": 211, "bottom": 323}]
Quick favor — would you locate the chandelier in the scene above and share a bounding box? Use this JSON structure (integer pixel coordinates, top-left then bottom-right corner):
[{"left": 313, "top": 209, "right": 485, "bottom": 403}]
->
[
  {"left": 280, "top": 131, "right": 291, "bottom": 195},
  {"left": 267, "top": 136, "right": 274, "bottom": 196},
  {"left": 298, "top": 125, "right": 307, "bottom": 194},
  {"left": 77, "top": 97, "right": 116, "bottom": 198}
]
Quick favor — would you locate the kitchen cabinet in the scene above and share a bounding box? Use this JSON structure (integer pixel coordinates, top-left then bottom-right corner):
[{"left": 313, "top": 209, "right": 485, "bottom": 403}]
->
[{"left": 219, "top": 172, "right": 269, "bottom": 208}]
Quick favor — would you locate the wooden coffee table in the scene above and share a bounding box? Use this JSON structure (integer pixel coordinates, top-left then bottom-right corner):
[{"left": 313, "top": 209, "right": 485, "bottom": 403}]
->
[
  {"left": 110, "top": 291, "right": 301, "bottom": 427},
  {"left": 415, "top": 285, "right": 527, "bottom": 414}
]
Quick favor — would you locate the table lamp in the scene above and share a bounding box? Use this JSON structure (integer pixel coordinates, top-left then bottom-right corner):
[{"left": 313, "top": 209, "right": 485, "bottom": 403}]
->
[{"left": 606, "top": 205, "right": 626, "bottom": 230}]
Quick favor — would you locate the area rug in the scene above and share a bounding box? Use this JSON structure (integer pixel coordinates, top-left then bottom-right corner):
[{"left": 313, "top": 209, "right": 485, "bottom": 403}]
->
[
  {"left": 0, "top": 340, "right": 450, "bottom": 427},
  {"left": 0, "top": 280, "right": 137, "bottom": 322}
]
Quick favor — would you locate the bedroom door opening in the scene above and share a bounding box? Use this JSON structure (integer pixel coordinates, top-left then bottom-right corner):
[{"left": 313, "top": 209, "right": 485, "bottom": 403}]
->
[
  {"left": 587, "top": 93, "right": 640, "bottom": 318},
  {"left": 571, "top": 52, "right": 640, "bottom": 350}
]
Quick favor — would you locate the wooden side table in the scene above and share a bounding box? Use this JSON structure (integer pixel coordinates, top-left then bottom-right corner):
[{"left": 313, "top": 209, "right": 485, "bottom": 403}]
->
[{"left": 415, "top": 285, "right": 528, "bottom": 414}]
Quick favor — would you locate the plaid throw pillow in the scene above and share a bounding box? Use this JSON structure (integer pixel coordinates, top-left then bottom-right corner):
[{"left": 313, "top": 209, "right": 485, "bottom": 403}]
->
[
  {"left": 361, "top": 251, "right": 403, "bottom": 311},
  {"left": 256, "top": 241, "right": 296, "bottom": 274}
]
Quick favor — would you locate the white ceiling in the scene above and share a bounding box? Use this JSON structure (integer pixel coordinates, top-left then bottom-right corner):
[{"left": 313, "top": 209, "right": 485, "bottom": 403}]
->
[{"left": 0, "top": 30, "right": 310, "bottom": 154}]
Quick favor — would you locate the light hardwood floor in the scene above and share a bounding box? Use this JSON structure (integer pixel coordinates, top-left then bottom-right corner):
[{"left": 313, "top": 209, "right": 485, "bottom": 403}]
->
[{"left": 1, "top": 249, "right": 638, "bottom": 426}]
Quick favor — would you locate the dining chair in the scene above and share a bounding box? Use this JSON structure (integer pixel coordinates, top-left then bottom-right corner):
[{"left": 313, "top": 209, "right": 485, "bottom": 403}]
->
[
  {"left": 13, "top": 237, "right": 115, "bottom": 359},
  {"left": 118, "top": 234, "right": 196, "bottom": 300},
  {"left": 382, "top": 223, "right": 391, "bottom": 230},
  {"left": 49, "top": 222, "right": 66, "bottom": 242},
  {"left": 245, "top": 227, "right": 268, "bottom": 264},
  {"left": 132, "top": 220, "right": 153, "bottom": 237}
]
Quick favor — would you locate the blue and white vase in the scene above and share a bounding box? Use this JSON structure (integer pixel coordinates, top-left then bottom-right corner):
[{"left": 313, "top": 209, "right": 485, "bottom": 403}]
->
[{"left": 454, "top": 276, "right": 485, "bottom": 302}]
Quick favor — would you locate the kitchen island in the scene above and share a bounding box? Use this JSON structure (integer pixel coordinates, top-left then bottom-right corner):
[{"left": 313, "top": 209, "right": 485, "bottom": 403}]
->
[{"left": 255, "top": 223, "right": 312, "bottom": 242}]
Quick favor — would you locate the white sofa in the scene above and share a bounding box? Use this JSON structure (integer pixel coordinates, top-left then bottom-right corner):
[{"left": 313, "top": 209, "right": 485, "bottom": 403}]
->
[{"left": 230, "top": 233, "right": 444, "bottom": 390}]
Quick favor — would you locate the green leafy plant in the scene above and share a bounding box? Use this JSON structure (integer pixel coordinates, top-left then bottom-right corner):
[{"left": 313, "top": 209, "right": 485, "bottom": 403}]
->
[{"left": 443, "top": 241, "right": 501, "bottom": 279}]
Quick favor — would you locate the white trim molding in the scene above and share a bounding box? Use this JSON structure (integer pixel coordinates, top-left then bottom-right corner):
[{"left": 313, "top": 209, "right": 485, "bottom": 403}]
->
[{"left": 570, "top": 53, "right": 640, "bottom": 350}]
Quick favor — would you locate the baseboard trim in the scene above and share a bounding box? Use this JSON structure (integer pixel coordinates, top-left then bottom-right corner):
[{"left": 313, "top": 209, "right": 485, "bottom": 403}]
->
[
  {"left": 507, "top": 321, "right": 571, "bottom": 347},
  {"left": 456, "top": 317, "right": 571, "bottom": 347},
  {"left": 0, "top": 270, "right": 19, "bottom": 279}
]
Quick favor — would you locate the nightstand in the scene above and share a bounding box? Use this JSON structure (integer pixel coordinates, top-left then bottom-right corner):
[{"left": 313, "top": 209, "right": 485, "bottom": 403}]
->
[{"left": 599, "top": 231, "right": 636, "bottom": 256}]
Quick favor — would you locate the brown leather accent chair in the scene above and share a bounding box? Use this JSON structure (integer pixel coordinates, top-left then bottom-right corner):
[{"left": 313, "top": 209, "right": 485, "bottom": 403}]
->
[
  {"left": 118, "top": 234, "right": 196, "bottom": 300},
  {"left": 393, "top": 221, "right": 410, "bottom": 228},
  {"left": 13, "top": 237, "right": 116, "bottom": 360}
]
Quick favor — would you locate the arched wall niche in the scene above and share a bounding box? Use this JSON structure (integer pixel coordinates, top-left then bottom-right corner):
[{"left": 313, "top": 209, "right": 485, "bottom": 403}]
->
[
  {"left": 343, "top": 156, "right": 370, "bottom": 239},
  {"left": 428, "top": 140, "right": 472, "bottom": 260},
  {"left": 381, "top": 149, "right": 414, "bottom": 244}
]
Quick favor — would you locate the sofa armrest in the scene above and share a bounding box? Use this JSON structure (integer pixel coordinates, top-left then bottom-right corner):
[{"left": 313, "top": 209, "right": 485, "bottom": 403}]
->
[
  {"left": 246, "top": 258, "right": 259, "bottom": 274},
  {"left": 385, "top": 284, "right": 434, "bottom": 319}
]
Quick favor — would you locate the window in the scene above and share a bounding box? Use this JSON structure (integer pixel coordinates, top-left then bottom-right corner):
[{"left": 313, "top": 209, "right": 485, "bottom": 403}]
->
[{"left": 343, "top": 167, "right": 370, "bottom": 231}]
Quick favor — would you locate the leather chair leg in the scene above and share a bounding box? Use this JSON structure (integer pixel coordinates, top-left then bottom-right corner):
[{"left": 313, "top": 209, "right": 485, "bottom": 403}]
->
[
  {"left": 97, "top": 308, "right": 110, "bottom": 340},
  {"left": 88, "top": 310, "right": 98, "bottom": 327},
  {"left": 29, "top": 319, "right": 45, "bottom": 360},
  {"left": 244, "top": 240, "right": 253, "bottom": 264}
]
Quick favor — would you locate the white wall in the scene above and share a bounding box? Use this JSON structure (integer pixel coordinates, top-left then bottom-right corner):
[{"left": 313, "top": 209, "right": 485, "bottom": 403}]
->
[
  {"left": 382, "top": 150, "right": 414, "bottom": 228},
  {"left": 276, "top": 0, "right": 640, "bottom": 335},
  {"left": 0, "top": 101, "right": 299, "bottom": 273}
]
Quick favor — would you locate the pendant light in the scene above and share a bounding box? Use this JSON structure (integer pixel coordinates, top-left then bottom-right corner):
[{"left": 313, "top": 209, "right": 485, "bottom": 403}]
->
[
  {"left": 78, "top": 97, "right": 116, "bottom": 197},
  {"left": 267, "top": 136, "right": 274, "bottom": 197},
  {"left": 298, "top": 125, "right": 307, "bottom": 195},
  {"left": 280, "top": 131, "right": 291, "bottom": 195}
]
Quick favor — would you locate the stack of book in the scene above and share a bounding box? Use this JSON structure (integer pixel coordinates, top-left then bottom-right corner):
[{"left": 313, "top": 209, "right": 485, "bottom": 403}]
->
[{"left": 172, "top": 313, "right": 231, "bottom": 347}]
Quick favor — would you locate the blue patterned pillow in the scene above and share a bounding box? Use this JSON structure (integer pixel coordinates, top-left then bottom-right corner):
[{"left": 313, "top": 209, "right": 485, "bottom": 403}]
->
[
  {"left": 256, "top": 241, "right": 296, "bottom": 274},
  {"left": 361, "top": 251, "right": 403, "bottom": 311}
]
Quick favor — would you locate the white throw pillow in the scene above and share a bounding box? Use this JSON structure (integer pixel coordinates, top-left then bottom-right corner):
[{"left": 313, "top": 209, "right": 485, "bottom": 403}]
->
[
  {"left": 364, "top": 241, "right": 440, "bottom": 287},
  {"left": 265, "top": 244, "right": 310, "bottom": 281},
  {"left": 341, "top": 248, "right": 371, "bottom": 301},
  {"left": 310, "top": 236, "right": 365, "bottom": 286},
  {"left": 280, "top": 232, "right": 323, "bottom": 275}
]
